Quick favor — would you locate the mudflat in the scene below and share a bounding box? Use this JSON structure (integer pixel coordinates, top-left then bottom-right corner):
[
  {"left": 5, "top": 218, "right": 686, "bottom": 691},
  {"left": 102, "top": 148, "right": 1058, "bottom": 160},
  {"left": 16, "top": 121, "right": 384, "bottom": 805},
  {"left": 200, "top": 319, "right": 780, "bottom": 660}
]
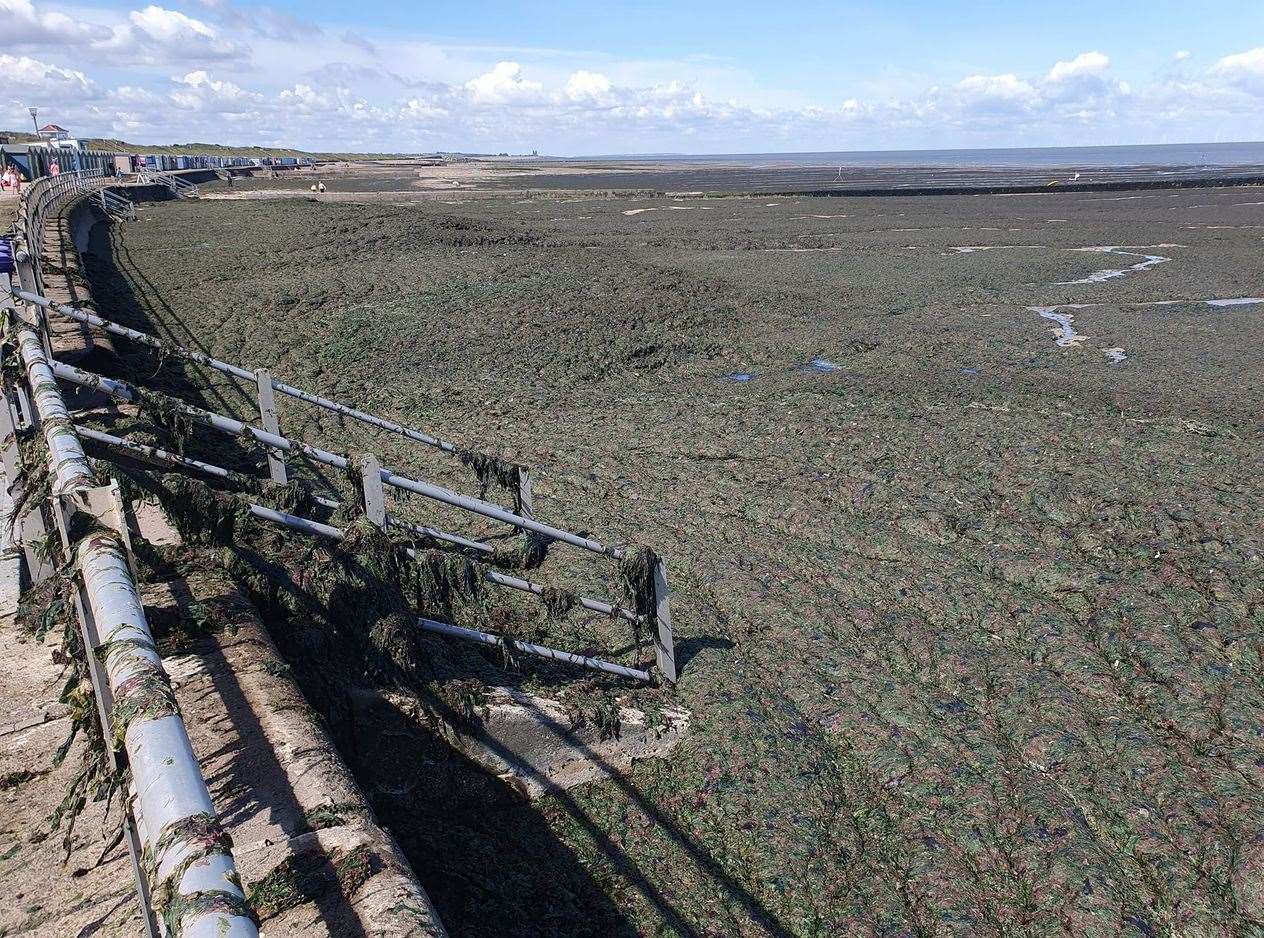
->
[{"left": 84, "top": 178, "right": 1264, "bottom": 936}]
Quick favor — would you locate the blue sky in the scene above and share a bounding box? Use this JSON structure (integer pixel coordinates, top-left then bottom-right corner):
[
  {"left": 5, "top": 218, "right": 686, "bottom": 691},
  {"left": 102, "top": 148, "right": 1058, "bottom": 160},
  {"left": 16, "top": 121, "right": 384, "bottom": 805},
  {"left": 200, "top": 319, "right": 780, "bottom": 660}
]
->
[{"left": 2, "top": 0, "right": 1263, "bottom": 153}]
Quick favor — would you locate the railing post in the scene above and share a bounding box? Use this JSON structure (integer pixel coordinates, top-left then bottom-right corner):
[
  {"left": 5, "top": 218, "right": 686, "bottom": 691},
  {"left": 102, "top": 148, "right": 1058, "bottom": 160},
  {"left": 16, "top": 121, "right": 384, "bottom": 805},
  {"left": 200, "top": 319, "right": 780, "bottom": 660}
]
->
[
  {"left": 517, "top": 465, "right": 534, "bottom": 518},
  {"left": 255, "top": 368, "right": 286, "bottom": 485},
  {"left": 653, "top": 558, "right": 677, "bottom": 684},
  {"left": 359, "top": 454, "right": 386, "bottom": 527},
  {"left": 0, "top": 385, "right": 55, "bottom": 585}
]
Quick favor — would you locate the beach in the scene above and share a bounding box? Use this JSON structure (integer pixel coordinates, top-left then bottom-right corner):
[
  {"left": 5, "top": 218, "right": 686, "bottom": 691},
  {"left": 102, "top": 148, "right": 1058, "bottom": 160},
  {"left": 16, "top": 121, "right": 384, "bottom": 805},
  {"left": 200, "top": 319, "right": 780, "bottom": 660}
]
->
[{"left": 79, "top": 169, "right": 1264, "bottom": 936}]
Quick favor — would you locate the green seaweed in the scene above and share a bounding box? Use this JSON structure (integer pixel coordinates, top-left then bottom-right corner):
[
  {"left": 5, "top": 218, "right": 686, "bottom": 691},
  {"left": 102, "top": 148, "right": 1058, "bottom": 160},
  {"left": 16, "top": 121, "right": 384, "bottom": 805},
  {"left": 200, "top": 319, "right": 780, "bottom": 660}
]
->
[{"left": 247, "top": 843, "right": 374, "bottom": 922}]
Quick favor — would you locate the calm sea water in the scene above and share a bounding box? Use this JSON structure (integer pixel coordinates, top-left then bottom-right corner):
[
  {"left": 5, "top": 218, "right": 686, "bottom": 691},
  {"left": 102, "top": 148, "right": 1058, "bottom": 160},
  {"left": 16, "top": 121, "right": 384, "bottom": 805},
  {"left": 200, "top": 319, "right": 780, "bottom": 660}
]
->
[{"left": 591, "top": 142, "right": 1264, "bottom": 169}]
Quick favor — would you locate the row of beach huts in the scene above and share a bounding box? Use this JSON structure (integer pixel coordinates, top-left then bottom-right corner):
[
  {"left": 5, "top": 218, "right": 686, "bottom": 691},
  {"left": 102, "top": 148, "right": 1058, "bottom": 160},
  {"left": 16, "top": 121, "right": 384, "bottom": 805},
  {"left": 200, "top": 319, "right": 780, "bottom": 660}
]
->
[{"left": 0, "top": 142, "right": 312, "bottom": 182}]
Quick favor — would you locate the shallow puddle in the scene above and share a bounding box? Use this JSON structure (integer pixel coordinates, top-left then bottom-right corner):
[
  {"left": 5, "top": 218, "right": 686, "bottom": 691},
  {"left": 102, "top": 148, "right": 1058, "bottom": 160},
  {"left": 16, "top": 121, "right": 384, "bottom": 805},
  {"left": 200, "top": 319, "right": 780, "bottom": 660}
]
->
[
  {"left": 1056, "top": 246, "right": 1177, "bottom": 285},
  {"left": 1033, "top": 307, "right": 1089, "bottom": 346},
  {"left": 1205, "top": 297, "right": 1264, "bottom": 307},
  {"left": 808, "top": 357, "right": 843, "bottom": 372},
  {"left": 947, "top": 245, "right": 1044, "bottom": 254}
]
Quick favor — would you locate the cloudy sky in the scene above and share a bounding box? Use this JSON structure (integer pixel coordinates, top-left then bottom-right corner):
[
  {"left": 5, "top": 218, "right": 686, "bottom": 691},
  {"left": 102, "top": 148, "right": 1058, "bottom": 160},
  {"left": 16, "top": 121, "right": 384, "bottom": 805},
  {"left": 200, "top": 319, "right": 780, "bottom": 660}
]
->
[{"left": 2, "top": 0, "right": 1263, "bottom": 155}]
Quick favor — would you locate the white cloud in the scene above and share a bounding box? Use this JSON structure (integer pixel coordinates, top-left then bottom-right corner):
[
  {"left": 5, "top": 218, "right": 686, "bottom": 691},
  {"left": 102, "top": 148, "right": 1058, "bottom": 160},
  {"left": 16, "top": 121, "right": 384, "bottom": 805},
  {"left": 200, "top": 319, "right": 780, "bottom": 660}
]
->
[
  {"left": 196, "top": 0, "right": 320, "bottom": 40},
  {"left": 0, "top": 52, "right": 95, "bottom": 96},
  {"left": 1046, "top": 51, "right": 1110, "bottom": 83},
  {"left": 956, "top": 73, "right": 1038, "bottom": 104},
  {"left": 94, "top": 5, "right": 246, "bottom": 63},
  {"left": 0, "top": 0, "right": 108, "bottom": 46},
  {"left": 1212, "top": 47, "right": 1264, "bottom": 95},
  {"left": 464, "top": 61, "right": 543, "bottom": 105},
  {"left": 563, "top": 70, "right": 612, "bottom": 101},
  {"left": 1174, "top": 50, "right": 1191, "bottom": 62},
  {"left": 169, "top": 69, "right": 259, "bottom": 110}
]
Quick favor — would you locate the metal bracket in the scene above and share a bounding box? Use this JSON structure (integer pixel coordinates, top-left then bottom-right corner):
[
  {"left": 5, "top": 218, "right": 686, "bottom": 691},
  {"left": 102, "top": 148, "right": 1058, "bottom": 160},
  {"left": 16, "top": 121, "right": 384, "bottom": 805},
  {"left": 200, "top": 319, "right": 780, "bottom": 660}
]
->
[{"left": 53, "top": 481, "right": 137, "bottom": 578}]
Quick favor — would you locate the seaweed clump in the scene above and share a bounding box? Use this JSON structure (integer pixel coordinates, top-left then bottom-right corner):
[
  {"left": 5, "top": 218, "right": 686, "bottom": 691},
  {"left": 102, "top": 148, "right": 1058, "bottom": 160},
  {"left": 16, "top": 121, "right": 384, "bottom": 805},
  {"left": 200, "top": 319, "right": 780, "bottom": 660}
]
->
[
  {"left": 144, "top": 812, "right": 255, "bottom": 933},
  {"left": 247, "top": 843, "right": 373, "bottom": 922},
  {"left": 456, "top": 446, "right": 523, "bottom": 508},
  {"left": 143, "top": 473, "right": 499, "bottom": 718},
  {"left": 150, "top": 473, "right": 254, "bottom": 545},
  {"left": 619, "top": 544, "right": 661, "bottom": 654}
]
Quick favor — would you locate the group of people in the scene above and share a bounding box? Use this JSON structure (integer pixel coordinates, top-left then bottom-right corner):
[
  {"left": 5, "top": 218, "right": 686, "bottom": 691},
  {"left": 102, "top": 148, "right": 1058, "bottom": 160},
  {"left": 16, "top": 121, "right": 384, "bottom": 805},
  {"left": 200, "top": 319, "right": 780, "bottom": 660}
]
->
[{"left": 1, "top": 164, "right": 24, "bottom": 193}]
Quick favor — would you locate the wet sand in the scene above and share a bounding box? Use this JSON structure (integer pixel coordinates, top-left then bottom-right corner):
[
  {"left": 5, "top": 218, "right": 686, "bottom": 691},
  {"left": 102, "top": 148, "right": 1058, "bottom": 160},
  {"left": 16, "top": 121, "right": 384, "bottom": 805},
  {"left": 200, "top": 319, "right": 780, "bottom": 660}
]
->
[{"left": 82, "top": 177, "right": 1264, "bottom": 936}]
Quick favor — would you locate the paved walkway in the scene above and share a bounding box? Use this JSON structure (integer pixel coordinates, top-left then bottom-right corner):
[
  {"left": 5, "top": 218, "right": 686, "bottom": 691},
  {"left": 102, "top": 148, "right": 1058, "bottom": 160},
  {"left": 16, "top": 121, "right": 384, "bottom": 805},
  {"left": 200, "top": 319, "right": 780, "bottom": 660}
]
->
[{"left": 0, "top": 189, "right": 18, "bottom": 229}]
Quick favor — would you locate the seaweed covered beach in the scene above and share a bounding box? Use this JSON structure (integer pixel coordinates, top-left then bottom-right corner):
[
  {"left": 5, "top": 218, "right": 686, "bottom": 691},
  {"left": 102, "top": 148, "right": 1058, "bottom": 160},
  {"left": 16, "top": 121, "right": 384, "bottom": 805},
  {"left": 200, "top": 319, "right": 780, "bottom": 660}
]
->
[{"left": 82, "top": 179, "right": 1264, "bottom": 936}]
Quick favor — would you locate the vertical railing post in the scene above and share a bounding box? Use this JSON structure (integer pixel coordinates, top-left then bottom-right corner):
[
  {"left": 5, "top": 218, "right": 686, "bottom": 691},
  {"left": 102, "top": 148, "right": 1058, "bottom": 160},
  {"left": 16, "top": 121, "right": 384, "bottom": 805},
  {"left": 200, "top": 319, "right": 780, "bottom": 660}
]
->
[
  {"left": 359, "top": 454, "right": 386, "bottom": 527},
  {"left": 517, "top": 465, "right": 534, "bottom": 518},
  {"left": 0, "top": 384, "right": 55, "bottom": 585},
  {"left": 255, "top": 368, "right": 286, "bottom": 484},
  {"left": 652, "top": 558, "right": 677, "bottom": 684}
]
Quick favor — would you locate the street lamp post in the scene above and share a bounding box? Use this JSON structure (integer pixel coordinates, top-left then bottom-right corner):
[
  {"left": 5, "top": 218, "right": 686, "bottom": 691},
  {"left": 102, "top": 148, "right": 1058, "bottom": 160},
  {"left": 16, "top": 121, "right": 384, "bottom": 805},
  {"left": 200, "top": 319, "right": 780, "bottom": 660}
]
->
[{"left": 28, "top": 107, "right": 38, "bottom": 135}]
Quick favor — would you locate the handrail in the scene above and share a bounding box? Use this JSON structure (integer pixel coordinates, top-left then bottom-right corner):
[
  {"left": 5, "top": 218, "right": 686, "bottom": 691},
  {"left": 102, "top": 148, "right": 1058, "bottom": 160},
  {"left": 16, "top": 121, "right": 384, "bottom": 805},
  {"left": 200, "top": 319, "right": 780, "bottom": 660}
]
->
[
  {"left": 73, "top": 423, "right": 643, "bottom": 625},
  {"left": 9, "top": 315, "right": 257, "bottom": 936},
  {"left": 15, "top": 170, "right": 109, "bottom": 292},
  {"left": 49, "top": 359, "right": 623, "bottom": 558},
  {"left": 18, "top": 289, "right": 520, "bottom": 475},
  {"left": 137, "top": 170, "right": 199, "bottom": 198}
]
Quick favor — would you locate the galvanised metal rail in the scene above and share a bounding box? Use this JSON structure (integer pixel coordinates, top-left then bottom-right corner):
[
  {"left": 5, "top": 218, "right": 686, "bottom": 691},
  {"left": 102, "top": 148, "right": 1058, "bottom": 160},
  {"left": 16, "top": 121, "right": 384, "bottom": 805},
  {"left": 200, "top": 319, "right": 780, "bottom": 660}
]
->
[
  {"left": 5, "top": 189, "right": 258, "bottom": 935},
  {"left": 94, "top": 187, "right": 136, "bottom": 221},
  {"left": 50, "top": 360, "right": 624, "bottom": 561},
  {"left": 16, "top": 169, "right": 109, "bottom": 292},
  {"left": 76, "top": 425, "right": 490, "bottom": 553},
  {"left": 51, "top": 366, "right": 642, "bottom": 632},
  {"left": 7, "top": 315, "right": 257, "bottom": 936},
  {"left": 136, "top": 170, "right": 200, "bottom": 198},
  {"left": 18, "top": 290, "right": 526, "bottom": 486}
]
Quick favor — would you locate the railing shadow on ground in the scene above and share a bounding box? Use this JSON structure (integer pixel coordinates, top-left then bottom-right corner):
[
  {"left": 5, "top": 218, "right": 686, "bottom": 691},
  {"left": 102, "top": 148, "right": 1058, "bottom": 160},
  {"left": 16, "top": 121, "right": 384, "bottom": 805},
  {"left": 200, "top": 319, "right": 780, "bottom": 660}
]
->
[
  {"left": 431, "top": 689, "right": 796, "bottom": 938},
  {"left": 215, "top": 538, "right": 643, "bottom": 937},
  {"left": 158, "top": 574, "right": 371, "bottom": 938}
]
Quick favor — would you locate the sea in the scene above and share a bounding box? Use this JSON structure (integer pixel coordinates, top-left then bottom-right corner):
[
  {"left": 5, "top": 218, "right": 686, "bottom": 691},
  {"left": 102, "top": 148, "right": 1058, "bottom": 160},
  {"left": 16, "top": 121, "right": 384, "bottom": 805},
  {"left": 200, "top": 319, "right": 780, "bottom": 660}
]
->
[{"left": 589, "top": 141, "right": 1264, "bottom": 169}]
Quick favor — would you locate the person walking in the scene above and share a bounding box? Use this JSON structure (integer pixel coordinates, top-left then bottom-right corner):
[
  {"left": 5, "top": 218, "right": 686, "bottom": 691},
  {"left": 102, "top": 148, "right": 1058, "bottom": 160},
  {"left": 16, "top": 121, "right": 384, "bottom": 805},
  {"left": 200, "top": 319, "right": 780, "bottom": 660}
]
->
[{"left": 49, "top": 158, "right": 60, "bottom": 177}]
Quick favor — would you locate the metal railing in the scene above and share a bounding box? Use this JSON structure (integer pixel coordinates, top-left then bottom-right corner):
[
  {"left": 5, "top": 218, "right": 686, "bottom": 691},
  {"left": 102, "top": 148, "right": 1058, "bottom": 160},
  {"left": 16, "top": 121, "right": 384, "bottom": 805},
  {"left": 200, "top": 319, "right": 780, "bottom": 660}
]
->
[
  {"left": 54, "top": 363, "right": 644, "bottom": 621},
  {"left": 136, "top": 170, "right": 199, "bottom": 198},
  {"left": 12, "top": 213, "right": 678, "bottom": 684},
  {"left": 16, "top": 169, "right": 108, "bottom": 291},
  {"left": 94, "top": 187, "right": 136, "bottom": 221},
  {"left": 4, "top": 179, "right": 258, "bottom": 936}
]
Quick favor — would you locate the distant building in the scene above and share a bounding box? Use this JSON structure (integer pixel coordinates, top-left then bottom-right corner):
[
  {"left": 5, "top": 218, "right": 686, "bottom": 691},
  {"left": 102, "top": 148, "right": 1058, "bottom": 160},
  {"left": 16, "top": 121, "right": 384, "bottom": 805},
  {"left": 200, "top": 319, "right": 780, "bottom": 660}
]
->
[
  {"left": 38, "top": 123, "right": 71, "bottom": 142},
  {"left": 31, "top": 124, "right": 82, "bottom": 150}
]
